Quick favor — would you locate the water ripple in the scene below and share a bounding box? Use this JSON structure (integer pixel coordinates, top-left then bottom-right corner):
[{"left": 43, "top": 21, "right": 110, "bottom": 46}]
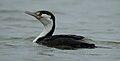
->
[{"left": 0, "top": 9, "right": 23, "bottom": 13}]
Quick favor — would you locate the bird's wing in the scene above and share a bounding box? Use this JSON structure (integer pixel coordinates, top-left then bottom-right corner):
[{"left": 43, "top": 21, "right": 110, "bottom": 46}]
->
[
  {"left": 40, "top": 35, "right": 95, "bottom": 49},
  {"left": 41, "top": 35, "right": 86, "bottom": 45}
]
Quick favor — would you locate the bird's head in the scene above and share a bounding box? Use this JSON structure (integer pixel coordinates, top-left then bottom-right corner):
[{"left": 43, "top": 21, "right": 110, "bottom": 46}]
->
[{"left": 25, "top": 10, "right": 55, "bottom": 26}]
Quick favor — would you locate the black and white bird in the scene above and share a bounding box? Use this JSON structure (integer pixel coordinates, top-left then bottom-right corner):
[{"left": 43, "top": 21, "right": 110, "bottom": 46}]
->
[{"left": 25, "top": 10, "right": 95, "bottom": 49}]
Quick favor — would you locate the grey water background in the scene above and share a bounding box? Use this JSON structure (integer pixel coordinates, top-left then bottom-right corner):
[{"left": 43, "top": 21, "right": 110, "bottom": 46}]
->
[{"left": 0, "top": 0, "right": 120, "bottom": 61}]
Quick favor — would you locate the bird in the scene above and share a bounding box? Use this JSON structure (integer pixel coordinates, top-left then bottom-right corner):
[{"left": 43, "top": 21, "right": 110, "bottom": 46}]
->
[{"left": 25, "top": 10, "right": 96, "bottom": 50}]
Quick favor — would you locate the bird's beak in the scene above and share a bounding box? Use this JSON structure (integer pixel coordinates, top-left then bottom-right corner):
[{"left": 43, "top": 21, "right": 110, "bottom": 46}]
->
[{"left": 25, "top": 11, "right": 39, "bottom": 19}]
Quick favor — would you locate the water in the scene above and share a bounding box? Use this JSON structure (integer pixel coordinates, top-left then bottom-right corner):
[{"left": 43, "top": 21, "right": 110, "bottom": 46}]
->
[{"left": 0, "top": 0, "right": 120, "bottom": 61}]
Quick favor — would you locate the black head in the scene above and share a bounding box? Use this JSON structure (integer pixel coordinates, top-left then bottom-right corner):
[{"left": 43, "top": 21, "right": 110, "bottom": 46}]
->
[
  {"left": 25, "top": 10, "right": 55, "bottom": 23},
  {"left": 37, "top": 10, "right": 55, "bottom": 21}
]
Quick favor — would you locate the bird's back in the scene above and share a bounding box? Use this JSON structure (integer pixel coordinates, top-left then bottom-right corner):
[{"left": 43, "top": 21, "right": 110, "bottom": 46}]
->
[{"left": 37, "top": 35, "right": 95, "bottom": 49}]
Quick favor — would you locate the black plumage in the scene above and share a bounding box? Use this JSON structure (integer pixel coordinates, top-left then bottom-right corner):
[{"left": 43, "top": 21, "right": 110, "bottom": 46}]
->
[{"left": 36, "top": 35, "right": 95, "bottom": 49}]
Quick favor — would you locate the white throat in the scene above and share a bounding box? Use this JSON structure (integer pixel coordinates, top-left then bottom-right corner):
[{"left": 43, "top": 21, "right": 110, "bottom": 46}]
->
[{"left": 33, "top": 14, "right": 53, "bottom": 43}]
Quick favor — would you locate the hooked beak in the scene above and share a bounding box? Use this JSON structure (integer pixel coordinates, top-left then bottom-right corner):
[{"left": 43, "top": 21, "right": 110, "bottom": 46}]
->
[{"left": 25, "top": 11, "right": 39, "bottom": 19}]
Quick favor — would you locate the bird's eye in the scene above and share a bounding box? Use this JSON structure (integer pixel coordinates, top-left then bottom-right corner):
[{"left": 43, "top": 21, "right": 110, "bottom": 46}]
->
[{"left": 35, "top": 12, "right": 41, "bottom": 15}]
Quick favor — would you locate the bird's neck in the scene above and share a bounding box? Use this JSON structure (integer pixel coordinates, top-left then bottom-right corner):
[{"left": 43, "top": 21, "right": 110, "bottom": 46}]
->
[{"left": 33, "top": 20, "right": 55, "bottom": 43}]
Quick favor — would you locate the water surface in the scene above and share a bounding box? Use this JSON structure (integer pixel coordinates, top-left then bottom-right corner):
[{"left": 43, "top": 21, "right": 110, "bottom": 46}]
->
[{"left": 0, "top": 0, "right": 120, "bottom": 61}]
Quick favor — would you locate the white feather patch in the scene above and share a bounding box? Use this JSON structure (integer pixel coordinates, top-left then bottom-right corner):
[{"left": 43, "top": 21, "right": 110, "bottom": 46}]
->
[{"left": 33, "top": 14, "right": 53, "bottom": 43}]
